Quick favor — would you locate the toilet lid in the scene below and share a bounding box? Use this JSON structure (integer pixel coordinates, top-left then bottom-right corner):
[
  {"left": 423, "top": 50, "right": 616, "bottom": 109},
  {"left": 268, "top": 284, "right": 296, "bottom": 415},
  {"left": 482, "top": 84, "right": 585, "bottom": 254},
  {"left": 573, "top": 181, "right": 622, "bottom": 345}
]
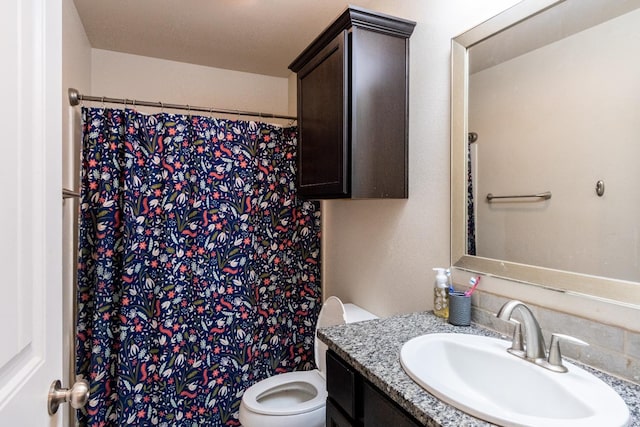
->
[
  {"left": 241, "top": 369, "right": 327, "bottom": 416},
  {"left": 314, "top": 296, "right": 346, "bottom": 376}
]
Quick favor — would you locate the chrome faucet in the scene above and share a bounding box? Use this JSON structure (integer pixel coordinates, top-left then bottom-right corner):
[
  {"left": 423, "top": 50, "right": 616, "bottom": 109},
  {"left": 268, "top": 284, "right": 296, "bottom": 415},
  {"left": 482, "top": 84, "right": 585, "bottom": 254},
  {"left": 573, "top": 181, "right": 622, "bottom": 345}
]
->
[{"left": 496, "top": 300, "right": 546, "bottom": 361}]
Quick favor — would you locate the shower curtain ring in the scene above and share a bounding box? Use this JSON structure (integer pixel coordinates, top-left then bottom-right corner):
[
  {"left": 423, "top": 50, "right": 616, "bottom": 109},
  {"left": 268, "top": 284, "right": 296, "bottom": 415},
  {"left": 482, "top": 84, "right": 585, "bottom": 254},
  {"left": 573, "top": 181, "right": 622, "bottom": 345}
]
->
[
  {"left": 160, "top": 102, "right": 164, "bottom": 112},
  {"left": 101, "top": 96, "right": 105, "bottom": 108}
]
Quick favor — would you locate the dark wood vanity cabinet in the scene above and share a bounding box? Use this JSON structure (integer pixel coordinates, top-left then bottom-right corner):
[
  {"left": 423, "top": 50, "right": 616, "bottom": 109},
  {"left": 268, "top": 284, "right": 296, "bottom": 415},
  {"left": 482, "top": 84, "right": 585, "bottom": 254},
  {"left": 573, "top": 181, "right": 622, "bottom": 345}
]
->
[
  {"left": 326, "top": 350, "right": 422, "bottom": 427},
  {"left": 289, "top": 7, "right": 415, "bottom": 199}
]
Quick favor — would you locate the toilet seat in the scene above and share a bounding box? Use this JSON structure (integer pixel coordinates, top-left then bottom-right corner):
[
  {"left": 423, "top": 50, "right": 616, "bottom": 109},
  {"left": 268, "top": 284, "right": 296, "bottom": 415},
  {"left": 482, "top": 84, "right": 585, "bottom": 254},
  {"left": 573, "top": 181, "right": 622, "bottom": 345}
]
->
[
  {"left": 240, "top": 369, "right": 326, "bottom": 416},
  {"left": 239, "top": 297, "right": 376, "bottom": 426}
]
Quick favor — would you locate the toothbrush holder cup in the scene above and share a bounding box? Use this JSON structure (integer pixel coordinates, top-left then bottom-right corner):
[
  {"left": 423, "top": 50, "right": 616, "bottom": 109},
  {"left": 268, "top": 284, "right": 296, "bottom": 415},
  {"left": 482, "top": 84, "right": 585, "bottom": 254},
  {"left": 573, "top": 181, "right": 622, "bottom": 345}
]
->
[{"left": 448, "top": 291, "right": 471, "bottom": 326}]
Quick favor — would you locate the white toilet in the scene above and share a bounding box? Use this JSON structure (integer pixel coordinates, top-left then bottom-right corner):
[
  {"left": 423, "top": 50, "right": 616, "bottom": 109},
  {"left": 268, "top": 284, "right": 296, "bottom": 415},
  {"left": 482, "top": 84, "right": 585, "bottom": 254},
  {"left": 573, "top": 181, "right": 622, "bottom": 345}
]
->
[{"left": 239, "top": 297, "right": 377, "bottom": 427}]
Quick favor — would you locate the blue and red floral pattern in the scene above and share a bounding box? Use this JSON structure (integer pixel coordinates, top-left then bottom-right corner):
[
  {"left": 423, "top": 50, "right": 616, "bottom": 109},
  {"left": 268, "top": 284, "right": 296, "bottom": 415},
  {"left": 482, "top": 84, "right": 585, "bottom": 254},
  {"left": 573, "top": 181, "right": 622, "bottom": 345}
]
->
[{"left": 76, "top": 107, "right": 321, "bottom": 426}]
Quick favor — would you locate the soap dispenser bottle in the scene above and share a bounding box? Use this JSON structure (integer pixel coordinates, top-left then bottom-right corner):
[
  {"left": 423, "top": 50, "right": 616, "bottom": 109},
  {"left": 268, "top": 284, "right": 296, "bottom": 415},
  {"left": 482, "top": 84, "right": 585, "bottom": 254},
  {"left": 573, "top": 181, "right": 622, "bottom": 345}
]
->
[{"left": 433, "top": 268, "right": 449, "bottom": 318}]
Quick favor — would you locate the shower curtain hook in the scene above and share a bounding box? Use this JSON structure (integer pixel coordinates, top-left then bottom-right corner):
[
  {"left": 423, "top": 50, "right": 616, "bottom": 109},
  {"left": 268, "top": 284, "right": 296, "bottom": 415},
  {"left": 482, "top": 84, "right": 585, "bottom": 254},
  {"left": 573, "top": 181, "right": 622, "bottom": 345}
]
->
[
  {"left": 160, "top": 102, "right": 164, "bottom": 113},
  {"left": 101, "top": 96, "right": 105, "bottom": 108},
  {"left": 187, "top": 104, "right": 191, "bottom": 118}
]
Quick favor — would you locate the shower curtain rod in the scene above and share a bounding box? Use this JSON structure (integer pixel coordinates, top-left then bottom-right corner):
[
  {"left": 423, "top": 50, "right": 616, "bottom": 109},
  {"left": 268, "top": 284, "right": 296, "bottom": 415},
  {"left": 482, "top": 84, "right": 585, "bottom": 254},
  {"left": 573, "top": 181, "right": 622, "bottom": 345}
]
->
[{"left": 68, "top": 88, "right": 297, "bottom": 121}]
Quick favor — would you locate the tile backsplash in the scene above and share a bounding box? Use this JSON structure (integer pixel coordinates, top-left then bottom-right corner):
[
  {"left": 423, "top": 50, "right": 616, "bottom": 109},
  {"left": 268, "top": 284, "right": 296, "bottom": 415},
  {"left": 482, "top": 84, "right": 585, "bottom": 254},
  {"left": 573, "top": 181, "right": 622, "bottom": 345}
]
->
[{"left": 471, "top": 290, "right": 640, "bottom": 384}]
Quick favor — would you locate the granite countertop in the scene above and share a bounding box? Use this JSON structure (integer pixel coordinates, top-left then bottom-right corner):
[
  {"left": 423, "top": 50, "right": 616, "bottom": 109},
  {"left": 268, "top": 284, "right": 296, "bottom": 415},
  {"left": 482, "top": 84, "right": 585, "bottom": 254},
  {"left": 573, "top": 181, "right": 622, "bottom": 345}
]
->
[{"left": 318, "top": 311, "right": 640, "bottom": 427}]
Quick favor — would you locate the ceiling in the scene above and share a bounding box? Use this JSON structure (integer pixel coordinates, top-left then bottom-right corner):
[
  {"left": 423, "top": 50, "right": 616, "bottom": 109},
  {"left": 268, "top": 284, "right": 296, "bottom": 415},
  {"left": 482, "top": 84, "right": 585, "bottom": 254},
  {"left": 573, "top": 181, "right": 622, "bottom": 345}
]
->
[{"left": 73, "top": 0, "right": 376, "bottom": 78}]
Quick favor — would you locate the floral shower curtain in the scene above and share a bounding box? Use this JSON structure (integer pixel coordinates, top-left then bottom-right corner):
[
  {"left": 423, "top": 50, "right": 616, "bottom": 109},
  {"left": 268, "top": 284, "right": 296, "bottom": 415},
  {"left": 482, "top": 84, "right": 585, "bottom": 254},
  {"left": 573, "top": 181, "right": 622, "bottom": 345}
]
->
[
  {"left": 76, "top": 107, "right": 321, "bottom": 426},
  {"left": 467, "top": 144, "right": 476, "bottom": 255}
]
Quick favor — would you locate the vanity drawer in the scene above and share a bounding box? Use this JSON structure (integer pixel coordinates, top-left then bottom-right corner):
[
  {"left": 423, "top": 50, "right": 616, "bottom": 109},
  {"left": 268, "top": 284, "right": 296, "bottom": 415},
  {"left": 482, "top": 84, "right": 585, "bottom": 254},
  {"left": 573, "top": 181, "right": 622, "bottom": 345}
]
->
[{"left": 326, "top": 350, "right": 357, "bottom": 419}]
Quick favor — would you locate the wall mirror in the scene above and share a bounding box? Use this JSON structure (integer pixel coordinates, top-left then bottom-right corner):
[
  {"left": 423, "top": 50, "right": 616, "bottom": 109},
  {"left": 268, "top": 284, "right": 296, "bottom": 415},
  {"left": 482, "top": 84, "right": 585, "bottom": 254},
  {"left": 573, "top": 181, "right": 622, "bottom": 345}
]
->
[{"left": 451, "top": 0, "right": 640, "bottom": 307}]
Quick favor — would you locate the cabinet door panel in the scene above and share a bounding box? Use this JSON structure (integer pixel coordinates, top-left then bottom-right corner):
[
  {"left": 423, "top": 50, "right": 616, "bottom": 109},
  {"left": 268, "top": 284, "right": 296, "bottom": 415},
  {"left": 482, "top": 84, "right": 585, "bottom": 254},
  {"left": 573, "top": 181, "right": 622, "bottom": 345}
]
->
[
  {"left": 363, "top": 381, "right": 421, "bottom": 427},
  {"left": 351, "top": 27, "right": 408, "bottom": 198},
  {"left": 326, "top": 398, "right": 356, "bottom": 427},
  {"left": 297, "top": 31, "right": 349, "bottom": 198},
  {"left": 326, "top": 350, "right": 357, "bottom": 419}
]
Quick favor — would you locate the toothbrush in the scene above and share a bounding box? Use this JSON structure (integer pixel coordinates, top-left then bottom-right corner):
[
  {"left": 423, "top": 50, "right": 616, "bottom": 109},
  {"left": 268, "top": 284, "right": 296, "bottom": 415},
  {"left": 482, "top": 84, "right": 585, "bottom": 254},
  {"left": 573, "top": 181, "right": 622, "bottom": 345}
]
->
[
  {"left": 446, "top": 269, "right": 455, "bottom": 293},
  {"left": 465, "top": 276, "right": 481, "bottom": 297}
]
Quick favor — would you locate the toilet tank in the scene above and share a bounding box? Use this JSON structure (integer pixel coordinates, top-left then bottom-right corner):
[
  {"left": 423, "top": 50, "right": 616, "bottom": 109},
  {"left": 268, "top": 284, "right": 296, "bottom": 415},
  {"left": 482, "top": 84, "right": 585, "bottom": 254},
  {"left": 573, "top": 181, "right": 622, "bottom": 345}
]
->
[
  {"left": 343, "top": 303, "right": 378, "bottom": 323},
  {"left": 315, "top": 297, "right": 377, "bottom": 377}
]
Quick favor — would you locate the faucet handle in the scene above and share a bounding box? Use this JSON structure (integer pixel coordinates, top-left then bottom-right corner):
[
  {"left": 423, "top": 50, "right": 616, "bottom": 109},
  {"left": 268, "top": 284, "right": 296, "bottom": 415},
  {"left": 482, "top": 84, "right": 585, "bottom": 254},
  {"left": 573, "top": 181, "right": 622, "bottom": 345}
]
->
[
  {"left": 508, "top": 320, "right": 525, "bottom": 355},
  {"left": 547, "top": 333, "right": 588, "bottom": 373}
]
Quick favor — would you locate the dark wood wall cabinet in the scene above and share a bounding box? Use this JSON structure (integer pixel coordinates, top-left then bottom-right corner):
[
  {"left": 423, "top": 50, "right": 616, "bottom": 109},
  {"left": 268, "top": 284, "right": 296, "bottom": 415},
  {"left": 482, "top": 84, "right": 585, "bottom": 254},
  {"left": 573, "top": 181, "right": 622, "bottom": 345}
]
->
[
  {"left": 289, "top": 7, "right": 416, "bottom": 199},
  {"left": 326, "top": 350, "right": 422, "bottom": 427}
]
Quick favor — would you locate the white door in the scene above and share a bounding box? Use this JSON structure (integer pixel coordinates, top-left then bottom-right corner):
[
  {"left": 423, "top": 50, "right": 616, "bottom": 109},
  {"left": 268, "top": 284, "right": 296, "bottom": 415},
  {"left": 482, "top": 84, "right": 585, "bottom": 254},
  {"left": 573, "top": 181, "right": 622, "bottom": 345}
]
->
[{"left": 0, "top": 0, "right": 64, "bottom": 425}]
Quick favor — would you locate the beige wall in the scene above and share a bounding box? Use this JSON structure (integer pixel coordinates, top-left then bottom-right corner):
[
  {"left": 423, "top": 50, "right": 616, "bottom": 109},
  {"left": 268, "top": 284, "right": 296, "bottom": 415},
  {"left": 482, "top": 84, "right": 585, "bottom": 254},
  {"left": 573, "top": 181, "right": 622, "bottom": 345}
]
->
[
  {"left": 322, "top": 0, "right": 521, "bottom": 317},
  {"left": 471, "top": 9, "right": 640, "bottom": 282},
  {"left": 61, "top": 0, "right": 91, "bottom": 426},
  {"left": 62, "top": 0, "right": 639, "bottom": 382},
  {"left": 91, "top": 49, "right": 290, "bottom": 122},
  {"left": 62, "top": 0, "right": 91, "bottom": 188},
  {"left": 317, "top": 1, "right": 639, "bottom": 381}
]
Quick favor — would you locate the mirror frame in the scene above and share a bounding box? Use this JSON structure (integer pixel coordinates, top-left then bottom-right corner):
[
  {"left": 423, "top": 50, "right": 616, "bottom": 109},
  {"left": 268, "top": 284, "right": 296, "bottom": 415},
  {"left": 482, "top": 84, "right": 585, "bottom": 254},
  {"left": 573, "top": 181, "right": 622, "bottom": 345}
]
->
[{"left": 450, "top": 0, "right": 640, "bottom": 307}]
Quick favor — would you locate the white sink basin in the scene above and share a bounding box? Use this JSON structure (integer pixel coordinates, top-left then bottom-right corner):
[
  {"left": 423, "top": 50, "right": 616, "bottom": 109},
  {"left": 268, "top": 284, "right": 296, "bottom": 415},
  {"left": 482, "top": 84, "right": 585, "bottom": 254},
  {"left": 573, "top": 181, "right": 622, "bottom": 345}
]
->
[{"left": 400, "top": 333, "right": 630, "bottom": 427}]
